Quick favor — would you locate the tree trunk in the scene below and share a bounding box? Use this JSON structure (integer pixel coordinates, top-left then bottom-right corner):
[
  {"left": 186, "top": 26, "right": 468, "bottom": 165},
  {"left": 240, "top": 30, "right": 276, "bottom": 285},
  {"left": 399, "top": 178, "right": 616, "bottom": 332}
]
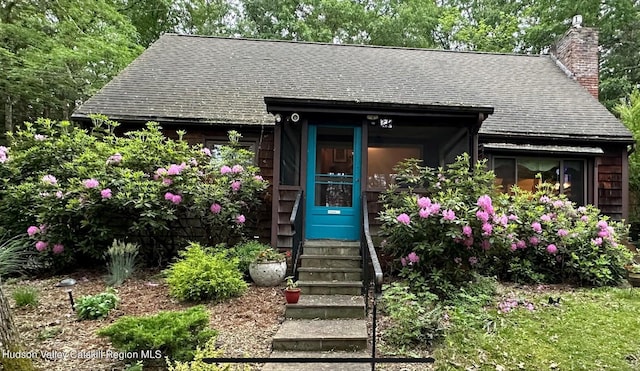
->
[
  {"left": 4, "top": 96, "right": 13, "bottom": 134},
  {"left": 0, "top": 285, "right": 35, "bottom": 370}
]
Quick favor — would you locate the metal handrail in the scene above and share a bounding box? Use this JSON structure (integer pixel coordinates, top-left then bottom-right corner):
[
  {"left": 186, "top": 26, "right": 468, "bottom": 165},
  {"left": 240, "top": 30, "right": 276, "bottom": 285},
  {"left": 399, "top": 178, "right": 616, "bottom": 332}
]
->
[
  {"left": 361, "top": 193, "right": 384, "bottom": 371},
  {"left": 290, "top": 190, "right": 303, "bottom": 278},
  {"left": 362, "top": 194, "right": 383, "bottom": 292}
]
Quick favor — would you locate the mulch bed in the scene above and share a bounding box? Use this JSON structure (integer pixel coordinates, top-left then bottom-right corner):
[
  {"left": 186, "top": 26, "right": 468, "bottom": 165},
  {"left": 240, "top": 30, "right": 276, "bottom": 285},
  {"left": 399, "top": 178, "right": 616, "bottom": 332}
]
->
[{"left": 4, "top": 269, "right": 286, "bottom": 370}]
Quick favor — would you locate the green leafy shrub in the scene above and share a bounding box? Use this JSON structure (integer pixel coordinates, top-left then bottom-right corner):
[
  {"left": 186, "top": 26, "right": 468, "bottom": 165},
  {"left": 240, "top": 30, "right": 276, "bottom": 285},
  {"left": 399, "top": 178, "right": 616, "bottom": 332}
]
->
[
  {"left": 379, "top": 155, "right": 632, "bottom": 298},
  {"left": 0, "top": 118, "right": 268, "bottom": 268},
  {"left": 217, "top": 241, "right": 267, "bottom": 278},
  {"left": 76, "top": 288, "right": 119, "bottom": 320},
  {"left": 97, "top": 305, "right": 216, "bottom": 362},
  {"left": 381, "top": 282, "right": 444, "bottom": 348},
  {"left": 12, "top": 286, "right": 39, "bottom": 308},
  {"left": 0, "top": 235, "right": 33, "bottom": 278},
  {"left": 105, "top": 240, "right": 139, "bottom": 286},
  {"left": 166, "top": 335, "right": 249, "bottom": 371},
  {"left": 165, "top": 242, "right": 247, "bottom": 302}
]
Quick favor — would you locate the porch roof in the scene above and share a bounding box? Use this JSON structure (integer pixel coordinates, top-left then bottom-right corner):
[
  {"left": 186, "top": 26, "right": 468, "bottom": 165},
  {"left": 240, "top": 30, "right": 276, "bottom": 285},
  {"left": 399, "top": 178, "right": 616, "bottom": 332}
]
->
[
  {"left": 483, "top": 142, "right": 605, "bottom": 155},
  {"left": 72, "top": 34, "right": 632, "bottom": 143}
]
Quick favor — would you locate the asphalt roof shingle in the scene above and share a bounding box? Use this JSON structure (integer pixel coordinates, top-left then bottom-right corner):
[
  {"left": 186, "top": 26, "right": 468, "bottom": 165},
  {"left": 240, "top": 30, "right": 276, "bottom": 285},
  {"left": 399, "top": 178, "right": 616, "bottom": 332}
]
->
[{"left": 73, "top": 34, "right": 632, "bottom": 142}]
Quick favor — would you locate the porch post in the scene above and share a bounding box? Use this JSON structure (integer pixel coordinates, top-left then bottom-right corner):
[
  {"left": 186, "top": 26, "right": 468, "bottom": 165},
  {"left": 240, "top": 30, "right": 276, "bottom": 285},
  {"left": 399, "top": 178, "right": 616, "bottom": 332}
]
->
[{"left": 271, "top": 123, "right": 282, "bottom": 249}]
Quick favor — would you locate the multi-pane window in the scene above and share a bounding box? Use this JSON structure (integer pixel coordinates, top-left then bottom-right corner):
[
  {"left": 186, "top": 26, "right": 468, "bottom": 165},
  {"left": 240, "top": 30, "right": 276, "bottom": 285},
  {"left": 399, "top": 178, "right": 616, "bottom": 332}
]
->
[{"left": 493, "top": 157, "right": 585, "bottom": 205}]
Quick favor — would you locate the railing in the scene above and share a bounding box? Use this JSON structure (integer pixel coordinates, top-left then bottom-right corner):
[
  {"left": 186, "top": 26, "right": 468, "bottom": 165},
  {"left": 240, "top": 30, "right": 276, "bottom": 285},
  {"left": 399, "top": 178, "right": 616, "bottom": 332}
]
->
[
  {"left": 361, "top": 193, "right": 384, "bottom": 370},
  {"left": 290, "top": 190, "right": 303, "bottom": 279}
]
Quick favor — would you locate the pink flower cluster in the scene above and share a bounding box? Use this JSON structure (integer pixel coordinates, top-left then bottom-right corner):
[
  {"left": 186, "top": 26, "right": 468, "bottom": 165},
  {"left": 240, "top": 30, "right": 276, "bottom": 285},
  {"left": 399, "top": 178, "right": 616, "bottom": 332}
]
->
[
  {"left": 42, "top": 174, "right": 57, "bottom": 185},
  {"left": 210, "top": 203, "right": 222, "bottom": 214},
  {"left": 0, "top": 146, "right": 8, "bottom": 163},
  {"left": 236, "top": 214, "right": 246, "bottom": 224},
  {"left": 498, "top": 299, "right": 535, "bottom": 313},
  {"left": 164, "top": 192, "right": 182, "bottom": 204},
  {"left": 417, "top": 197, "right": 440, "bottom": 219},
  {"left": 106, "top": 153, "right": 123, "bottom": 165},
  {"left": 28, "top": 226, "right": 63, "bottom": 254},
  {"left": 397, "top": 213, "right": 411, "bottom": 225},
  {"left": 83, "top": 178, "right": 99, "bottom": 189},
  {"left": 400, "top": 252, "right": 420, "bottom": 266},
  {"left": 220, "top": 164, "right": 245, "bottom": 175}
]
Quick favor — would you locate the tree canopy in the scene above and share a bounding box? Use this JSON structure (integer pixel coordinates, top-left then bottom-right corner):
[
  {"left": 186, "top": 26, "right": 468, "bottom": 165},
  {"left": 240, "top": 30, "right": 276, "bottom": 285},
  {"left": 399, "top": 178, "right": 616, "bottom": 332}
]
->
[{"left": 2, "top": 0, "right": 639, "bottom": 134}]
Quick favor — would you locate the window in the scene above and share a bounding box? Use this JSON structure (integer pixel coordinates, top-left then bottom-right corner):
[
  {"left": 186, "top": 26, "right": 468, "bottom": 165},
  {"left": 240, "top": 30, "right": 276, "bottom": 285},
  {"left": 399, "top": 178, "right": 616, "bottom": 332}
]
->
[
  {"left": 204, "top": 139, "right": 257, "bottom": 163},
  {"left": 493, "top": 157, "right": 586, "bottom": 204},
  {"left": 367, "top": 146, "right": 422, "bottom": 188}
]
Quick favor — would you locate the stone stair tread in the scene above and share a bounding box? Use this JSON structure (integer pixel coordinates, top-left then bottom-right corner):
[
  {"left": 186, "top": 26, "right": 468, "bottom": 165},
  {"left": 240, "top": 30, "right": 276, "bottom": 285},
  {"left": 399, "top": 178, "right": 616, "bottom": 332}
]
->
[
  {"left": 288, "top": 295, "right": 364, "bottom": 308},
  {"left": 261, "top": 350, "right": 370, "bottom": 371},
  {"left": 298, "top": 280, "right": 363, "bottom": 286},
  {"left": 304, "top": 240, "right": 360, "bottom": 248},
  {"left": 301, "top": 254, "right": 361, "bottom": 259},
  {"left": 273, "top": 319, "right": 368, "bottom": 341},
  {"left": 298, "top": 267, "right": 362, "bottom": 272}
]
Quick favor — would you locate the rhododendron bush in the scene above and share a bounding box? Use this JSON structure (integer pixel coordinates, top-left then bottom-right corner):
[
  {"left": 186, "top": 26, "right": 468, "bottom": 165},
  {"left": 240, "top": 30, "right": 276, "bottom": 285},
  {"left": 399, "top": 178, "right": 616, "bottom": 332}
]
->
[
  {"left": 0, "top": 117, "right": 268, "bottom": 268},
  {"left": 379, "top": 155, "right": 632, "bottom": 297}
]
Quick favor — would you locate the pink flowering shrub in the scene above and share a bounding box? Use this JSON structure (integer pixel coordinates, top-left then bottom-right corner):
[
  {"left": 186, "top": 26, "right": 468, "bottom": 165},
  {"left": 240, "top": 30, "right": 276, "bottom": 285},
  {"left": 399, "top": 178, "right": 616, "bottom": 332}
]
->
[
  {"left": 379, "top": 155, "right": 632, "bottom": 296},
  {"left": 0, "top": 118, "right": 268, "bottom": 269},
  {"left": 379, "top": 155, "right": 500, "bottom": 296}
]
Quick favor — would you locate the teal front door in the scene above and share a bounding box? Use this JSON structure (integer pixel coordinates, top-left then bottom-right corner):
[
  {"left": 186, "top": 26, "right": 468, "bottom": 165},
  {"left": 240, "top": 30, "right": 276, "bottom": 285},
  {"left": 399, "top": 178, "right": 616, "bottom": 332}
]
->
[{"left": 305, "top": 125, "right": 361, "bottom": 240}]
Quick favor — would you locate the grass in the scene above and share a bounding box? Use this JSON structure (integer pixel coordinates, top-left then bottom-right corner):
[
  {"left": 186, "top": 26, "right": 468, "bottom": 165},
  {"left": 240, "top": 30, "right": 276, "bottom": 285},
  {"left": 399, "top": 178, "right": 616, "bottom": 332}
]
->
[
  {"left": 433, "top": 285, "right": 640, "bottom": 370},
  {"left": 12, "top": 286, "right": 39, "bottom": 308}
]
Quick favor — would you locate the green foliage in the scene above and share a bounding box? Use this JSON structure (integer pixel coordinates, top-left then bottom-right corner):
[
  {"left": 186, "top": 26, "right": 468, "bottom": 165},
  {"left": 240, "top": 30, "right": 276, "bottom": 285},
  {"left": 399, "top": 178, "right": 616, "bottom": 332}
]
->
[
  {"left": 166, "top": 335, "right": 248, "bottom": 371},
  {"left": 105, "top": 240, "right": 139, "bottom": 287},
  {"left": 76, "top": 288, "right": 119, "bottom": 320},
  {"left": 617, "top": 89, "right": 640, "bottom": 238},
  {"left": 218, "top": 240, "right": 268, "bottom": 277},
  {"left": 97, "top": 306, "right": 216, "bottom": 362},
  {"left": 0, "top": 119, "right": 268, "bottom": 268},
  {"left": 11, "top": 286, "right": 39, "bottom": 308},
  {"left": 379, "top": 155, "right": 632, "bottom": 298},
  {"left": 381, "top": 282, "right": 444, "bottom": 349},
  {"left": 0, "top": 235, "right": 32, "bottom": 279},
  {"left": 0, "top": 0, "right": 142, "bottom": 132},
  {"left": 379, "top": 154, "right": 499, "bottom": 296},
  {"left": 165, "top": 242, "right": 247, "bottom": 302}
]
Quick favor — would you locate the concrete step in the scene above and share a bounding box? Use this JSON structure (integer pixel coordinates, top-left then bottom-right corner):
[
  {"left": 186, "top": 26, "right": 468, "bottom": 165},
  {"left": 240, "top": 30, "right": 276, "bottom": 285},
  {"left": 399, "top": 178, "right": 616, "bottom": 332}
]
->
[
  {"left": 304, "top": 240, "right": 361, "bottom": 256},
  {"left": 261, "top": 350, "right": 371, "bottom": 371},
  {"left": 300, "top": 255, "right": 361, "bottom": 269},
  {"left": 304, "top": 240, "right": 360, "bottom": 248},
  {"left": 286, "top": 295, "right": 365, "bottom": 319},
  {"left": 272, "top": 319, "right": 368, "bottom": 351},
  {"left": 304, "top": 246, "right": 361, "bottom": 256},
  {"left": 297, "top": 281, "right": 363, "bottom": 295},
  {"left": 298, "top": 267, "right": 362, "bottom": 281}
]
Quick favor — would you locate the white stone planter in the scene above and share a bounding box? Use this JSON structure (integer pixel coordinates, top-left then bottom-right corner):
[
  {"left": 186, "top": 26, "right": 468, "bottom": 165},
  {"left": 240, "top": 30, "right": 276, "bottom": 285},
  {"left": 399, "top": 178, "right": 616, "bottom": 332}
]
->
[{"left": 249, "top": 261, "right": 287, "bottom": 286}]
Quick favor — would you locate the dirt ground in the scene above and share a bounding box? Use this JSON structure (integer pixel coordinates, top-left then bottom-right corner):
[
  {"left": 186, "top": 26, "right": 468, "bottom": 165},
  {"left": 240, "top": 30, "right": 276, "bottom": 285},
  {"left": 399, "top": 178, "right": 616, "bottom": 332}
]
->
[{"left": 3, "top": 269, "right": 286, "bottom": 371}]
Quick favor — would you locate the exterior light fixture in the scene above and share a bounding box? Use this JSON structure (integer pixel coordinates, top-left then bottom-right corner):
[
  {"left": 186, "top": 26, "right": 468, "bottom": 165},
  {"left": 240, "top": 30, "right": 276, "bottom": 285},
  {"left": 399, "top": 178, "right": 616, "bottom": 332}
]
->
[
  {"left": 290, "top": 113, "right": 301, "bottom": 123},
  {"left": 274, "top": 113, "right": 282, "bottom": 123}
]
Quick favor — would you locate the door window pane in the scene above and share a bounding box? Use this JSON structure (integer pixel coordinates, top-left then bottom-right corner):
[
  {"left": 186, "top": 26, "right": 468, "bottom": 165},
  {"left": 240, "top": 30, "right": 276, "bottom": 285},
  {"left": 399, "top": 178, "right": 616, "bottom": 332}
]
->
[{"left": 314, "top": 127, "right": 354, "bottom": 206}]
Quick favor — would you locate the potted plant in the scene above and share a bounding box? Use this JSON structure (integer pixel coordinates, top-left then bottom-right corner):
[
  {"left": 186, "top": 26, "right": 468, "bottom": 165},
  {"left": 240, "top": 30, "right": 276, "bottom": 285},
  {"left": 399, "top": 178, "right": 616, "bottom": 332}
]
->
[
  {"left": 248, "top": 246, "right": 287, "bottom": 286},
  {"left": 626, "top": 262, "right": 640, "bottom": 287},
  {"left": 284, "top": 276, "right": 301, "bottom": 304}
]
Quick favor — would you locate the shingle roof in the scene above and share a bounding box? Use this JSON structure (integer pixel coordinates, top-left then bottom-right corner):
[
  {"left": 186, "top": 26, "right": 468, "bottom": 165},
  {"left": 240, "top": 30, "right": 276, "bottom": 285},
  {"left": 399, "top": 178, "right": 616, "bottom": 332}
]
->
[{"left": 72, "top": 34, "right": 632, "bottom": 142}]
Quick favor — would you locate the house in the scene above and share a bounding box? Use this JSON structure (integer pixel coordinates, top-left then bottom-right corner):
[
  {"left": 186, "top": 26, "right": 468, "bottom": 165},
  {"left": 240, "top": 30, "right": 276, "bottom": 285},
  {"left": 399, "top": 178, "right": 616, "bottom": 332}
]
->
[{"left": 71, "top": 21, "right": 633, "bottom": 251}]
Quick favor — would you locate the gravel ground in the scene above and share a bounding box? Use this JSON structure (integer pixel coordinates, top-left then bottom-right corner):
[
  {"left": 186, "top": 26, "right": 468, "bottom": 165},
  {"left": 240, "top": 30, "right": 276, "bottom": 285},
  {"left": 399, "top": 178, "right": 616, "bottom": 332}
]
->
[{"left": 3, "top": 269, "right": 286, "bottom": 371}]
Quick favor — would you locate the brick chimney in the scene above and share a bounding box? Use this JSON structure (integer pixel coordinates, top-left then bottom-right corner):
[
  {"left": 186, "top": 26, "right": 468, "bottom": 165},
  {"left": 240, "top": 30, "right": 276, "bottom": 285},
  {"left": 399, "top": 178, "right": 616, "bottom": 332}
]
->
[{"left": 551, "top": 15, "right": 599, "bottom": 99}]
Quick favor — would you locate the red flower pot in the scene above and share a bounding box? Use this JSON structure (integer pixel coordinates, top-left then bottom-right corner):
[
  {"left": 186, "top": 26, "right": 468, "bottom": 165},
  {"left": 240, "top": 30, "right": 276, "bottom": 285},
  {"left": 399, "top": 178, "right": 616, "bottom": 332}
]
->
[{"left": 284, "top": 288, "right": 301, "bottom": 304}]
